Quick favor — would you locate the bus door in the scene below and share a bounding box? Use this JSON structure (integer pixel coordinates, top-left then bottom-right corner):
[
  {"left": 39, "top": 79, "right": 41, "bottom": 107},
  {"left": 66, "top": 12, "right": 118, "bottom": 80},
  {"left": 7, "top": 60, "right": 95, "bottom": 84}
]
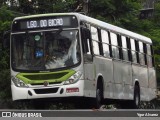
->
[{"left": 81, "top": 27, "right": 96, "bottom": 97}]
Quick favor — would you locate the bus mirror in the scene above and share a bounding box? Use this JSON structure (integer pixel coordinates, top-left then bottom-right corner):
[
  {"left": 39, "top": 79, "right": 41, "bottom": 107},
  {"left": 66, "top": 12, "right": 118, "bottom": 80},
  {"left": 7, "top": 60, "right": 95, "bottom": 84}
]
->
[{"left": 2, "top": 30, "right": 10, "bottom": 49}]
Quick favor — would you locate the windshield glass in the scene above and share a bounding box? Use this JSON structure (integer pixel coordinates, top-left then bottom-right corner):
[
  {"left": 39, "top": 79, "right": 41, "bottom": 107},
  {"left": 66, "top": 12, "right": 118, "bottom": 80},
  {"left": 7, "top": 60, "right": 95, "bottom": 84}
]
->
[{"left": 11, "top": 29, "right": 80, "bottom": 71}]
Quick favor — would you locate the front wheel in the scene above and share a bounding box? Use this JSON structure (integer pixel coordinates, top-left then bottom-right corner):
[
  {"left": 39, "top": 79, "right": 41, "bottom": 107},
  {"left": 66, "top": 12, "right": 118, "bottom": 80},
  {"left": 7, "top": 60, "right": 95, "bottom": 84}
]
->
[{"left": 93, "top": 84, "right": 103, "bottom": 109}]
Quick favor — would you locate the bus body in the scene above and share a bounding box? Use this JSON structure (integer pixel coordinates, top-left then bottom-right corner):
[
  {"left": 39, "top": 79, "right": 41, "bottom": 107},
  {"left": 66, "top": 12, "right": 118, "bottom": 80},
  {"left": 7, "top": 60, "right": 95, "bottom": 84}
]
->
[{"left": 10, "top": 13, "right": 156, "bottom": 107}]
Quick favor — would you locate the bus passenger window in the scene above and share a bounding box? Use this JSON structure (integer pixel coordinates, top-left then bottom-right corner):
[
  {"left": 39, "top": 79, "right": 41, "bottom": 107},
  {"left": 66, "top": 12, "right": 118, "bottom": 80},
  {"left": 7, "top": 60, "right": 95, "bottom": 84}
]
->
[
  {"left": 110, "top": 32, "right": 119, "bottom": 59},
  {"left": 147, "top": 44, "right": 153, "bottom": 67},
  {"left": 130, "top": 39, "right": 137, "bottom": 63},
  {"left": 121, "top": 36, "right": 128, "bottom": 61},
  {"left": 91, "top": 26, "right": 100, "bottom": 55},
  {"left": 147, "top": 44, "right": 151, "bottom": 55},
  {"left": 139, "top": 41, "right": 145, "bottom": 65},
  {"left": 148, "top": 56, "right": 153, "bottom": 67},
  {"left": 101, "top": 30, "right": 110, "bottom": 57}
]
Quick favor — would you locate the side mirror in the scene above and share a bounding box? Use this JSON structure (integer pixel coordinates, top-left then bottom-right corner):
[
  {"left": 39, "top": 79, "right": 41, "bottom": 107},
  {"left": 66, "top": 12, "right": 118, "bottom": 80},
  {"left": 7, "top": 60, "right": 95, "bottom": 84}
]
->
[{"left": 2, "top": 30, "right": 10, "bottom": 50}]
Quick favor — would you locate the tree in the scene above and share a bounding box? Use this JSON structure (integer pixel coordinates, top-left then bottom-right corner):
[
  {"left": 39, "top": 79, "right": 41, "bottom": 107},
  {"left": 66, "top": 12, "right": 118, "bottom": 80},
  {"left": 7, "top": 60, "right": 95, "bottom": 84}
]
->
[
  {"left": 0, "top": 6, "right": 14, "bottom": 102},
  {"left": 0, "top": 6, "right": 14, "bottom": 45},
  {"left": 90, "top": 0, "right": 141, "bottom": 24},
  {"left": 14, "top": 0, "right": 78, "bottom": 14}
]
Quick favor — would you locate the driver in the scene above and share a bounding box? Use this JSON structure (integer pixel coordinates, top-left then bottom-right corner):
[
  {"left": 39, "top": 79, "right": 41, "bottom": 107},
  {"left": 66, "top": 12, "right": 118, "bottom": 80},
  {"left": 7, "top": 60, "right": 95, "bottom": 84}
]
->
[{"left": 45, "top": 31, "right": 79, "bottom": 69}]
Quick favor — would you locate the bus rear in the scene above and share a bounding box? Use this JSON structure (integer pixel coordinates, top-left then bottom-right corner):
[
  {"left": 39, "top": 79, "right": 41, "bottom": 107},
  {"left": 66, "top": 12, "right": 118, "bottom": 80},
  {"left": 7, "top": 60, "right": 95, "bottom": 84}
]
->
[{"left": 10, "top": 14, "right": 84, "bottom": 101}]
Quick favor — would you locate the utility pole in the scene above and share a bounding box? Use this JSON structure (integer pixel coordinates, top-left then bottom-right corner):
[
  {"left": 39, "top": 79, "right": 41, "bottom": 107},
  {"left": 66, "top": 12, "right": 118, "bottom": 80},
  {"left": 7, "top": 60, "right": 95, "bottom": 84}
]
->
[
  {"left": 82, "top": 0, "right": 90, "bottom": 15},
  {"left": 74, "top": 0, "right": 90, "bottom": 15}
]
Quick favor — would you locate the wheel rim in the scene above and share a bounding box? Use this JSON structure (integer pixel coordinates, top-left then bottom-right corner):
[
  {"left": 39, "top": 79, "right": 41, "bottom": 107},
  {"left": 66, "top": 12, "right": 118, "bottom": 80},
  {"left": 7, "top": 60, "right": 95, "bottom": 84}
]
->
[
  {"left": 135, "top": 94, "right": 139, "bottom": 106},
  {"left": 97, "top": 89, "right": 101, "bottom": 103},
  {"left": 96, "top": 88, "right": 102, "bottom": 108}
]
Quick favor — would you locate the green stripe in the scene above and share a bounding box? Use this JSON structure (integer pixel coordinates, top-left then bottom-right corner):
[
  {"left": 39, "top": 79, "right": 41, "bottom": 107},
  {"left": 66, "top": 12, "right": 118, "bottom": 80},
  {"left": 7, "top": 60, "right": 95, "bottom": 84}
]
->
[{"left": 16, "top": 70, "right": 76, "bottom": 84}]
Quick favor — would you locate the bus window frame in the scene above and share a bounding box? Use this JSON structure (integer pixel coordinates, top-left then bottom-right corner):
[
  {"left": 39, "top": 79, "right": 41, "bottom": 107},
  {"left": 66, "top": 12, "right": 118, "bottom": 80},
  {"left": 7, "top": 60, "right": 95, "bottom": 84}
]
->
[
  {"left": 146, "top": 44, "right": 154, "bottom": 68},
  {"left": 121, "top": 35, "right": 130, "bottom": 62},
  {"left": 100, "top": 29, "right": 111, "bottom": 58},
  {"left": 90, "top": 25, "right": 101, "bottom": 56},
  {"left": 138, "top": 41, "right": 146, "bottom": 66},
  {"left": 143, "top": 42, "right": 147, "bottom": 66},
  {"left": 110, "top": 31, "right": 120, "bottom": 60}
]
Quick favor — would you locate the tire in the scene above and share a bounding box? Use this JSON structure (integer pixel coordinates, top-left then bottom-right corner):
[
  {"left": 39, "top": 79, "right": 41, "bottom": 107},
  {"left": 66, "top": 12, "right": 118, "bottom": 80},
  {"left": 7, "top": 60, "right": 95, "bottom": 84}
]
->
[
  {"left": 93, "top": 83, "right": 103, "bottom": 109},
  {"left": 133, "top": 85, "right": 140, "bottom": 109}
]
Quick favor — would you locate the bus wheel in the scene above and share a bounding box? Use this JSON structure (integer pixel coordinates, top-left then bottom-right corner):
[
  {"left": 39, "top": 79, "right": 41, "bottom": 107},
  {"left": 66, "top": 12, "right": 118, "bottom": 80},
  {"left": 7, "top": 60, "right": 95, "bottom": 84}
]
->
[
  {"left": 133, "top": 85, "right": 140, "bottom": 108},
  {"left": 94, "top": 83, "right": 103, "bottom": 109}
]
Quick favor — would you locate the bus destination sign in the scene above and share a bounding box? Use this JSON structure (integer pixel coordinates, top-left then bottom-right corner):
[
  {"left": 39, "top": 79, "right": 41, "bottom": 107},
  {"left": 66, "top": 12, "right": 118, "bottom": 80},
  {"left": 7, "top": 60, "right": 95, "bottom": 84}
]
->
[
  {"left": 12, "top": 16, "right": 78, "bottom": 31},
  {"left": 25, "top": 18, "right": 64, "bottom": 29}
]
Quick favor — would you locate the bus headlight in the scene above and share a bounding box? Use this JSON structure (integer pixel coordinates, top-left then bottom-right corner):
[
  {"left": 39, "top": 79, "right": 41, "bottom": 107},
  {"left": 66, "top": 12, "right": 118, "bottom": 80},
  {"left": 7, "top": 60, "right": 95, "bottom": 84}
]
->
[
  {"left": 64, "top": 71, "right": 82, "bottom": 85},
  {"left": 11, "top": 76, "right": 28, "bottom": 88}
]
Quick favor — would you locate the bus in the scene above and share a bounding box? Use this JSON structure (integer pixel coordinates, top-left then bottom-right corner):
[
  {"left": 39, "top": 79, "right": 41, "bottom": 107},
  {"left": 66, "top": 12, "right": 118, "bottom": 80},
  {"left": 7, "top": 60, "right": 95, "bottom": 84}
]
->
[{"left": 10, "top": 13, "right": 157, "bottom": 108}]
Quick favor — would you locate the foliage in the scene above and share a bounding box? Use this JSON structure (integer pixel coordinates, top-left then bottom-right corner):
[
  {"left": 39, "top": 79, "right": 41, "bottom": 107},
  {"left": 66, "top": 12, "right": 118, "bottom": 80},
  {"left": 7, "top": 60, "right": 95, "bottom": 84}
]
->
[
  {"left": 90, "top": 0, "right": 141, "bottom": 23},
  {"left": 0, "top": 6, "right": 13, "bottom": 107},
  {"left": 0, "top": 6, "right": 14, "bottom": 44},
  {"left": 16, "top": 0, "right": 77, "bottom": 14},
  {"left": 0, "top": 69, "right": 11, "bottom": 99}
]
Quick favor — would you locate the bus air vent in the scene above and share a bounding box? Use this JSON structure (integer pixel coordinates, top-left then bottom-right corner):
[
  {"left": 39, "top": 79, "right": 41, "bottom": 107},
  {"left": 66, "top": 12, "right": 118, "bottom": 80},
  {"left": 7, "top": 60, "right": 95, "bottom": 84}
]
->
[{"left": 34, "top": 88, "right": 59, "bottom": 94}]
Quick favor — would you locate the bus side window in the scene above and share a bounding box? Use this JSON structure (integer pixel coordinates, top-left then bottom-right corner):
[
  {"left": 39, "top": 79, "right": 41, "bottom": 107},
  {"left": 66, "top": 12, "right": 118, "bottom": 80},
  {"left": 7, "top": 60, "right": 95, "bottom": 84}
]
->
[
  {"left": 110, "top": 32, "right": 119, "bottom": 59},
  {"left": 147, "top": 44, "right": 153, "bottom": 67},
  {"left": 121, "top": 36, "right": 129, "bottom": 61},
  {"left": 130, "top": 38, "right": 138, "bottom": 63},
  {"left": 139, "top": 41, "right": 145, "bottom": 65},
  {"left": 91, "top": 26, "right": 100, "bottom": 55},
  {"left": 101, "top": 29, "right": 110, "bottom": 58}
]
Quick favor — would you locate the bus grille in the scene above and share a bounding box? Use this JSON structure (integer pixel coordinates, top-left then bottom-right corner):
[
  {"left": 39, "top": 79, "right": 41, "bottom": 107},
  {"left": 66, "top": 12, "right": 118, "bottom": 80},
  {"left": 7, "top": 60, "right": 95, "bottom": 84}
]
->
[
  {"left": 34, "top": 88, "right": 59, "bottom": 94},
  {"left": 23, "top": 72, "right": 68, "bottom": 80}
]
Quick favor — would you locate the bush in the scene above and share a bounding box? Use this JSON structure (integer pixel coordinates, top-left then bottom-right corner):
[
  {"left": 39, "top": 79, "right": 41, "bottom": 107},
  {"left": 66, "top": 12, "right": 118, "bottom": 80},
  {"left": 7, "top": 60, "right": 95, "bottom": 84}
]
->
[{"left": 0, "top": 69, "right": 11, "bottom": 100}]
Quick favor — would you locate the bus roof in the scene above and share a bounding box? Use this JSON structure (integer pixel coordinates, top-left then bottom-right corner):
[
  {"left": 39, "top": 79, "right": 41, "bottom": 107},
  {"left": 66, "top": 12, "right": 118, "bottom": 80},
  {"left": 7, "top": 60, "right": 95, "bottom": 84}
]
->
[
  {"left": 14, "top": 13, "right": 152, "bottom": 44},
  {"left": 77, "top": 13, "right": 152, "bottom": 44}
]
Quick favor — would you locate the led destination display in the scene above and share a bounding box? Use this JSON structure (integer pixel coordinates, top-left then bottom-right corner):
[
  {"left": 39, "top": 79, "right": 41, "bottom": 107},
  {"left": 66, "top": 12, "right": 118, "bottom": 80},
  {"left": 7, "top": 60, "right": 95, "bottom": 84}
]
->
[
  {"left": 12, "top": 15, "right": 78, "bottom": 31},
  {"left": 21, "top": 18, "right": 66, "bottom": 29}
]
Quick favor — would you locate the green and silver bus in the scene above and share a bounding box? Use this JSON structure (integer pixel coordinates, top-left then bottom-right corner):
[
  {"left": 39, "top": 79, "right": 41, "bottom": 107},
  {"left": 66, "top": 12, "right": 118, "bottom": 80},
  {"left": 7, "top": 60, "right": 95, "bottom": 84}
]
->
[{"left": 10, "top": 13, "right": 157, "bottom": 108}]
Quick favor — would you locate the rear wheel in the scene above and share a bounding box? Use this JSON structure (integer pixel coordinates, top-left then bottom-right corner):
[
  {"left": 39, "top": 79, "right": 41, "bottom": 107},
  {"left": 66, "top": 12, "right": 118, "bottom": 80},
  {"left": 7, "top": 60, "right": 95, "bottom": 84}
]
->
[{"left": 120, "top": 85, "right": 140, "bottom": 109}]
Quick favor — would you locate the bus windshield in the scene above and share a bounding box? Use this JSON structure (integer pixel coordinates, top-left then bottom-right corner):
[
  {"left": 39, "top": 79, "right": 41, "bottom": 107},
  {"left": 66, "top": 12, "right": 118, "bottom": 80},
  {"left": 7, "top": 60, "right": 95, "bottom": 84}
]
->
[{"left": 11, "top": 29, "right": 80, "bottom": 71}]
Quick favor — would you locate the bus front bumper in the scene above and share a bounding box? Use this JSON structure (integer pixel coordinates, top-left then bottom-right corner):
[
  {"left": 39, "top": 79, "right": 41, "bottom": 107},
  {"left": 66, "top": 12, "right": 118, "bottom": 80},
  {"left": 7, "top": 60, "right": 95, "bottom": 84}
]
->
[{"left": 11, "top": 80, "right": 84, "bottom": 101}]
